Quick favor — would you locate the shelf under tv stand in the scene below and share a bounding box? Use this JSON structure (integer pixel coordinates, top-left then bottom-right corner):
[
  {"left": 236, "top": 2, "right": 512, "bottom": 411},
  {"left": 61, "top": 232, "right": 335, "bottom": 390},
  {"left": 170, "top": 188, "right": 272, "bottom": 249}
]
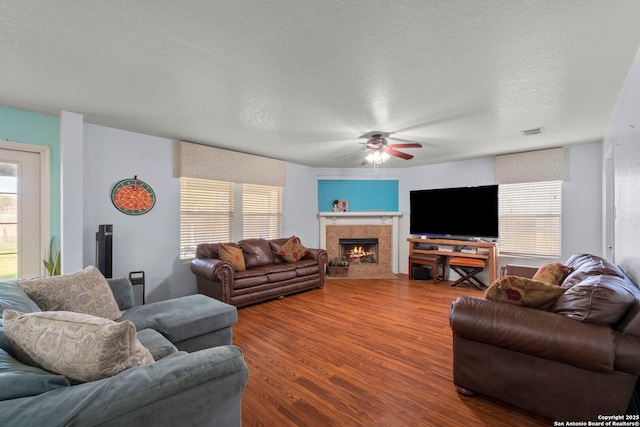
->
[{"left": 407, "top": 237, "right": 498, "bottom": 283}]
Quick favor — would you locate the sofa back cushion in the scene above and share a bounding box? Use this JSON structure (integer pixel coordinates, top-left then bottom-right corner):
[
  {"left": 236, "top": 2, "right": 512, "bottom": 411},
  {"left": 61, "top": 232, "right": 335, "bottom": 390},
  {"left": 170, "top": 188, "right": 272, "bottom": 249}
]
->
[
  {"left": 0, "top": 280, "right": 41, "bottom": 317},
  {"left": 563, "top": 253, "right": 625, "bottom": 287},
  {"left": 107, "top": 277, "right": 135, "bottom": 311},
  {"left": 553, "top": 274, "right": 638, "bottom": 325},
  {"left": 239, "top": 239, "right": 276, "bottom": 268}
]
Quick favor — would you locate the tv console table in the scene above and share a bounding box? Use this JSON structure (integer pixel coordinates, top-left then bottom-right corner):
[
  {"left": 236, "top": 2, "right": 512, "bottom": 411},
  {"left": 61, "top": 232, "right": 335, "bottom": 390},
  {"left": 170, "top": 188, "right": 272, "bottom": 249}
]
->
[{"left": 407, "top": 238, "right": 498, "bottom": 283}]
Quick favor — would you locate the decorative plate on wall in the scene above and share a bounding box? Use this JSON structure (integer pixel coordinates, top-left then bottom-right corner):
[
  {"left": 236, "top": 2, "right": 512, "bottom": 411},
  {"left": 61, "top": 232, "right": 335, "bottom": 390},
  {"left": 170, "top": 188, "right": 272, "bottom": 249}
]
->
[{"left": 111, "top": 176, "right": 156, "bottom": 215}]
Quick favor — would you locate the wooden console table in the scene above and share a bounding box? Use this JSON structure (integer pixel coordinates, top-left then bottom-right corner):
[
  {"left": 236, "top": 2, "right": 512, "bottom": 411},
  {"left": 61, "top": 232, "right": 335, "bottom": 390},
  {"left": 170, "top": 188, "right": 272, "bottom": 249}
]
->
[{"left": 407, "top": 238, "right": 498, "bottom": 283}]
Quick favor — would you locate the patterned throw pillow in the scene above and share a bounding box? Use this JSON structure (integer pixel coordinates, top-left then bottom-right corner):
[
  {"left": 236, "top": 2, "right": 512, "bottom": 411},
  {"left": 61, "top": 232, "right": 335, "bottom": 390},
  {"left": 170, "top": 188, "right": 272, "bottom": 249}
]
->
[
  {"left": 20, "top": 266, "right": 124, "bottom": 320},
  {"left": 484, "top": 275, "right": 567, "bottom": 309},
  {"left": 219, "top": 243, "right": 246, "bottom": 271},
  {"left": 531, "top": 262, "right": 573, "bottom": 285},
  {"left": 276, "top": 236, "right": 309, "bottom": 262},
  {"left": 2, "top": 310, "right": 154, "bottom": 383}
]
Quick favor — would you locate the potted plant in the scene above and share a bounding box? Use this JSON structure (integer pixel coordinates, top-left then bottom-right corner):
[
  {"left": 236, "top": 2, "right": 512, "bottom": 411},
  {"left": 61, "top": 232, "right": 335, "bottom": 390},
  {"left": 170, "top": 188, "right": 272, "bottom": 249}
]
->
[
  {"left": 327, "top": 257, "right": 350, "bottom": 277},
  {"left": 43, "top": 236, "right": 61, "bottom": 276}
]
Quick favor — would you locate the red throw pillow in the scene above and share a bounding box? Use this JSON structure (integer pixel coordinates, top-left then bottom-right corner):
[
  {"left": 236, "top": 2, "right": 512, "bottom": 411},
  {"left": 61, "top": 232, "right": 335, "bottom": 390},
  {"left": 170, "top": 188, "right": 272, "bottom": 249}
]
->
[
  {"left": 219, "top": 244, "right": 246, "bottom": 272},
  {"left": 276, "top": 236, "right": 309, "bottom": 262},
  {"left": 532, "top": 262, "right": 573, "bottom": 285},
  {"left": 484, "top": 275, "right": 567, "bottom": 309}
]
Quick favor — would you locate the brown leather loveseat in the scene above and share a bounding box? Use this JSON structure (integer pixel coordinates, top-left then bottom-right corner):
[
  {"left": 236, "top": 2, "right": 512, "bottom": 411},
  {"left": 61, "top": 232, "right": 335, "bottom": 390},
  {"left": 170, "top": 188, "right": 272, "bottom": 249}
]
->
[
  {"left": 449, "top": 253, "right": 640, "bottom": 421},
  {"left": 191, "top": 237, "right": 328, "bottom": 307}
]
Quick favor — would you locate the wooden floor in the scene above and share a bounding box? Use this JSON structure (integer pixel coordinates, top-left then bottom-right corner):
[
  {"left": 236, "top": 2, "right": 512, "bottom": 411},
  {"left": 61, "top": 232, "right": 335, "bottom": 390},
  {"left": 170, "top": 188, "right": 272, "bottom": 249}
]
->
[{"left": 233, "top": 276, "right": 551, "bottom": 426}]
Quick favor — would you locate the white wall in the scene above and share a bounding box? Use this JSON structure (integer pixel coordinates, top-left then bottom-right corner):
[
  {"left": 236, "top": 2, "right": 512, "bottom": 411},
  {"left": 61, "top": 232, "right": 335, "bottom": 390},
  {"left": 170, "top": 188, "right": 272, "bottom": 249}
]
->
[
  {"left": 561, "top": 142, "right": 603, "bottom": 259},
  {"left": 82, "top": 124, "right": 186, "bottom": 303},
  {"left": 282, "top": 163, "right": 321, "bottom": 247},
  {"left": 605, "top": 54, "right": 640, "bottom": 282}
]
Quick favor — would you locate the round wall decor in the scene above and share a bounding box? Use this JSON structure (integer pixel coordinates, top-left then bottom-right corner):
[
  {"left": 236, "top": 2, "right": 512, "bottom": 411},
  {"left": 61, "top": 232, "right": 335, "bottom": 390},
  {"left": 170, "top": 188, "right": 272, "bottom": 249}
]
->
[{"left": 111, "top": 176, "right": 156, "bottom": 215}]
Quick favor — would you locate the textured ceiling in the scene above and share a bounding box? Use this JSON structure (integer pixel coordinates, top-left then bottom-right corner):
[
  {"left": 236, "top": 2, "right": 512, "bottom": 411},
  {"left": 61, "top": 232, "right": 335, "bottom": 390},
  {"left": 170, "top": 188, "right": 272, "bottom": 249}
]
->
[{"left": 1, "top": 1, "right": 640, "bottom": 168}]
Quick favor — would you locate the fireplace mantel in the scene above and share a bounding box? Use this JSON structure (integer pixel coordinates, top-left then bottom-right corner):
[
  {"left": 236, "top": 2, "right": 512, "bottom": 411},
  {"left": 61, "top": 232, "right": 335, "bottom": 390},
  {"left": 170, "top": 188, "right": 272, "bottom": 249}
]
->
[{"left": 318, "top": 212, "right": 402, "bottom": 274}]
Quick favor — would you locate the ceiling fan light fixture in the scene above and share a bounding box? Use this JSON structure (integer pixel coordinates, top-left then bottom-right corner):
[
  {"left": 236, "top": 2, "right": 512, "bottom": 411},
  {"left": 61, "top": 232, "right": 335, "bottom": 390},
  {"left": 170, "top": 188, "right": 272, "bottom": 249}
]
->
[{"left": 366, "top": 150, "right": 390, "bottom": 164}]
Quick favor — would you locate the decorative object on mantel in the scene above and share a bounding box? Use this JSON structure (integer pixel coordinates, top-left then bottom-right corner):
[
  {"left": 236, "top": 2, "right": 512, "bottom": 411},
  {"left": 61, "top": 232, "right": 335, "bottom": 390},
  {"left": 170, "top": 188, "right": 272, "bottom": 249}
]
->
[
  {"left": 327, "top": 257, "right": 350, "bottom": 277},
  {"left": 332, "top": 200, "right": 348, "bottom": 212},
  {"left": 111, "top": 176, "right": 156, "bottom": 215}
]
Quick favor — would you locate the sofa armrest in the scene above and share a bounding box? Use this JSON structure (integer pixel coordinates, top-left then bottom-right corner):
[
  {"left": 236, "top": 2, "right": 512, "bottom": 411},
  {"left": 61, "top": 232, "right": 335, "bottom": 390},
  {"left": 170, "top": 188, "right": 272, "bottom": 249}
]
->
[
  {"left": 449, "top": 295, "right": 616, "bottom": 373},
  {"left": 305, "top": 248, "right": 328, "bottom": 264},
  {"left": 191, "top": 258, "right": 234, "bottom": 282},
  {"left": 0, "top": 346, "right": 248, "bottom": 427},
  {"left": 499, "top": 264, "right": 538, "bottom": 278}
]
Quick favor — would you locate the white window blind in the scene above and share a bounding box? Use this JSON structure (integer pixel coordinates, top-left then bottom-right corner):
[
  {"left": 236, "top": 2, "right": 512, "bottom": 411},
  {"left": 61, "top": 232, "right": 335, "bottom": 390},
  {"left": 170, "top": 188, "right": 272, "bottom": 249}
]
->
[
  {"left": 180, "top": 178, "right": 234, "bottom": 260},
  {"left": 498, "top": 181, "right": 562, "bottom": 258},
  {"left": 242, "top": 184, "right": 282, "bottom": 239}
]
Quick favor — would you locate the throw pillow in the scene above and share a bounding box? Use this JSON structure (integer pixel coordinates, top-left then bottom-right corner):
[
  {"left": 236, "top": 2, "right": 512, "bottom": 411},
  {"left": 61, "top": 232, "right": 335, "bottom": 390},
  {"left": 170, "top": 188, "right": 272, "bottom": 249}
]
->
[
  {"left": 0, "top": 348, "right": 70, "bottom": 400},
  {"left": 531, "top": 262, "right": 573, "bottom": 285},
  {"left": 2, "top": 310, "right": 154, "bottom": 383},
  {"left": 276, "top": 236, "right": 309, "bottom": 262},
  {"left": 484, "top": 275, "right": 567, "bottom": 309},
  {"left": 20, "top": 266, "right": 124, "bottom": 320},
  {"left": 219, "top": 243, "right": 246, "bottom": 272}
]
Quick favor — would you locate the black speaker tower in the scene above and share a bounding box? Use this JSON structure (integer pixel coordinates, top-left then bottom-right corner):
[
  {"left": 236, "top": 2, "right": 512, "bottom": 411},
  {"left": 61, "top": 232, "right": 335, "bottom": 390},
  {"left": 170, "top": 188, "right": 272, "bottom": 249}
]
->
[{"left": 96, "top": 224, "right": 113, "bottom": 278}]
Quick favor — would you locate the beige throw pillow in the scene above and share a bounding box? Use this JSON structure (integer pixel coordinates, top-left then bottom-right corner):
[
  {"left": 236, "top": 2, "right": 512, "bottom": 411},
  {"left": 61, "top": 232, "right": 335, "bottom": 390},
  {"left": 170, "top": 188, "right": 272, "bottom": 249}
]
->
[
  {"left": 2, "top": 310, "right": 154, "bottom": 383},
  {"left": 276, "top": 236, "right": 309, "bottom": 262},
  {"left": 484, "top": 275, "right": 567, "bottom": 309},
  {"left": 20, "top": 266, "right": 124, "bottom": 320}
]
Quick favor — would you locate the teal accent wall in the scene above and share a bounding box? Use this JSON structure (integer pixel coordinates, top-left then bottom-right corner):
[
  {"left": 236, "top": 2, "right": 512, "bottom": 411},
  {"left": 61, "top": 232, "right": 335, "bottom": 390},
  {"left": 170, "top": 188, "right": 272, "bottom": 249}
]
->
[
  {"left": 0, "top": 106, "right": 61, "bottom": 244},
  {"left": 318, "top": 179, "right": 398, "bottom": 212}
]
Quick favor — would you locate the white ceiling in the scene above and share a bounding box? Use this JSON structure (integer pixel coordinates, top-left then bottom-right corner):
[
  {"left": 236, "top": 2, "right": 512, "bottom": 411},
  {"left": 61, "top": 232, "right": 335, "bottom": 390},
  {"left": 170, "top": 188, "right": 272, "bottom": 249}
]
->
[{"left": 2, "top": 1, "right": 640, "bottom": 168}]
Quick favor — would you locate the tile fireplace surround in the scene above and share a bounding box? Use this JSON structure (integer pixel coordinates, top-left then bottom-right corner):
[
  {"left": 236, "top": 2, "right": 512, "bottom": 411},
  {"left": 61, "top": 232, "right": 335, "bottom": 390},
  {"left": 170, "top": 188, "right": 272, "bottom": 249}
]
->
[{"left": 318, "top": 212, "right": 401, "bottom": 277}]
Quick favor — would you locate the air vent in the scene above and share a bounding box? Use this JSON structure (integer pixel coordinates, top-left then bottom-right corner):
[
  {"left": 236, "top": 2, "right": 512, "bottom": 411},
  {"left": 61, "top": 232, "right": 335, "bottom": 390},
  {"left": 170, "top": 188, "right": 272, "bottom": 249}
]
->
[{"left": 521, "top": 127, "right": 545, "bottom": 136}]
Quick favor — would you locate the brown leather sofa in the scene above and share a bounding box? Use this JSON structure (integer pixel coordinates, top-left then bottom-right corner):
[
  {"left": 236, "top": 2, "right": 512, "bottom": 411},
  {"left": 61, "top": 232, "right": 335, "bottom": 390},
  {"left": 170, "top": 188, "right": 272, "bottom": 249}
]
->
[
  {"left": 449, "top": 253, "right": 640, "bottom": 421},
  {"left": 191, "top": 238, "right": 328, "bottom": 307}
]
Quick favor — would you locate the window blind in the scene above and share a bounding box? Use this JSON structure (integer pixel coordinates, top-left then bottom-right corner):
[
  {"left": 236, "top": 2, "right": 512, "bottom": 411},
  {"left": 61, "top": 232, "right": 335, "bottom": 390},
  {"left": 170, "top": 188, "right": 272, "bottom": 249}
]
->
[
  {"left": 242, "top": 184, "right": 282, "bottom": 239},
  {"left": 498, "top": 181, "right": 562, "bottom": 258},
  {"left": 180, "top": 178, "right": 234, "bottom": 260}
]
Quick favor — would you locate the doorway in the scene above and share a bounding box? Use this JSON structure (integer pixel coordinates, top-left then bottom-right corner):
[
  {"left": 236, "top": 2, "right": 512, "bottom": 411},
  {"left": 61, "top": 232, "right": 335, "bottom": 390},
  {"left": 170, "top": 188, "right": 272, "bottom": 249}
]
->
[{"left": 0, "top": 143, "right": 50, "bottom": 279}]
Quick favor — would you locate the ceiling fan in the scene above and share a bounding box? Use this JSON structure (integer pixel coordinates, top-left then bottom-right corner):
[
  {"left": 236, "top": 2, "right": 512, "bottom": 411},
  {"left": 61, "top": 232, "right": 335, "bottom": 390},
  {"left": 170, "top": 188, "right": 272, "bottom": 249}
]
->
[{"left": 359, "top": 131, "right": 422, "bottom": 164}]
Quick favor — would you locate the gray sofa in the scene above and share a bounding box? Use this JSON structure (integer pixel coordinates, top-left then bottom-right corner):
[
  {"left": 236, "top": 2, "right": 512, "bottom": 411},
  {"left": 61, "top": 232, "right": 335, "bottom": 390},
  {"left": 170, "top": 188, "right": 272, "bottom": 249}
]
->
[{"left": 0, "top": 275, "right": 249, "bottom": 427}]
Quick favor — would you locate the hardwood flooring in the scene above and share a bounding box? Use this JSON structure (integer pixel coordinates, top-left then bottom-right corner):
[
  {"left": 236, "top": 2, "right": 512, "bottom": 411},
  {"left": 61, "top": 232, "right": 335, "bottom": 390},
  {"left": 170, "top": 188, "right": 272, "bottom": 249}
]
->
[{"left": 233, "top": 276, "right": 551, "bottom": 426}]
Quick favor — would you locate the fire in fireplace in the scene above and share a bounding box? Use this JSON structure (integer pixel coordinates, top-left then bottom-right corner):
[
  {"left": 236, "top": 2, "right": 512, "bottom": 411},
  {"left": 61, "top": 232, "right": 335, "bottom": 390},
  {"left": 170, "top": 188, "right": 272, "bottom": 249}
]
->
[{"left": 339, "top": 238, "right": 378, "bottom": 264}]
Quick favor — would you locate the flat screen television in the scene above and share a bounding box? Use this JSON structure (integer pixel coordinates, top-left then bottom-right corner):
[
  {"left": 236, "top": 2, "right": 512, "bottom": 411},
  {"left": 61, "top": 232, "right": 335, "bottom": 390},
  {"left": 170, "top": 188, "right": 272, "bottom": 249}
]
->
[{"left": 409, "top": 185, "right": 499, "bottom": 240}]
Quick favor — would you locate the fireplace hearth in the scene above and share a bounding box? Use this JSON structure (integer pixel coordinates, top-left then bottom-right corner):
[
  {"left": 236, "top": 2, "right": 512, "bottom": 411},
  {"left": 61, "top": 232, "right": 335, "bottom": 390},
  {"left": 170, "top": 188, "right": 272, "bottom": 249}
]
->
[{"left": 339, "top": 238, "right": 378, "bottom": 264}]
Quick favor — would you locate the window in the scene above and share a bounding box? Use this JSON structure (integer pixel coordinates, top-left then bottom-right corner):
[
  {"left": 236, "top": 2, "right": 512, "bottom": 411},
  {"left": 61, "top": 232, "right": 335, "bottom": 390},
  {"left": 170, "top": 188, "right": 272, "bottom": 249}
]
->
[
  {"left": 498, "top": 181, "right": 562, "bottom": 258},
  {"left": 242, "top": 184, "right": 282, "bottom": 239},
  {"left": 180, "top": 178, "right": 234, "bottom": 260},
  {"left": 179, "top": 179, "right": 283, "bottom": 260}
]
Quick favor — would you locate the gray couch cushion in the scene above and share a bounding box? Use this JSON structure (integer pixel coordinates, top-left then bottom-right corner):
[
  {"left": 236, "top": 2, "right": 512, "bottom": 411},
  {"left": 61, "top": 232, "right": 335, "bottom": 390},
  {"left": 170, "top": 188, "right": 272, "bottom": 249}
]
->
[
  {"left": 117, "top": 294, "right": 237, "bottom": 343},
  {"left": 137, "top": 329, "right": 178, "bottom": 361},
  {"left": 0, "top": 280, "right": 42, "bottom": 356},
  {"left": 0, "top": 280, "right": 41, "bottom": 316},
  {"left": 0, "top": 348, "right": 69, "bottom": 400},
  {"left": 107, "top": 278, "right": 135, "bottom": 310}
]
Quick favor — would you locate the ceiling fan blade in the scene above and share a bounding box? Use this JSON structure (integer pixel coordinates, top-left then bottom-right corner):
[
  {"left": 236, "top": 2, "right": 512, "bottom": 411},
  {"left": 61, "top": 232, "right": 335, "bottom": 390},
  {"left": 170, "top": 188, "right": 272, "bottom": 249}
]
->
[
  {"left": 361, "top": 158, "right": 370, "bottom": 166},
  {"left": 389, "top": 143, "right": 422, "bottom": 149},
  {"left": 333, "top": 148, "right": 368, "bottom": 160},
  {"left": 387, "top": 148, "right": 414, "bottom": 160}
]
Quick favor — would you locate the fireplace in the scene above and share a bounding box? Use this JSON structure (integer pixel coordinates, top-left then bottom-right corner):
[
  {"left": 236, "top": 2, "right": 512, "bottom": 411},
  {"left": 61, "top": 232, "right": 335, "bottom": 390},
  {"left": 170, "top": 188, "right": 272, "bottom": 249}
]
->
[
  {"left": 318, "top": 211, "right": 402, "bottom": 276},
  {"left": 339, "top": 238, "right": 378, "bottom": 264}
]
